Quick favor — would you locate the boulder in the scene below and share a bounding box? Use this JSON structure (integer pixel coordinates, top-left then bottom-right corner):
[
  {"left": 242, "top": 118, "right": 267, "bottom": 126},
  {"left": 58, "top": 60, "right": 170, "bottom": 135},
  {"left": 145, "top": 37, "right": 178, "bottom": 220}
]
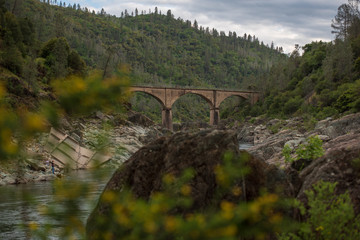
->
[
  {"left": 87, "top": 130, "right": 297, "bottom": 238},
  {"left": 25, "top": 159, "right": 46, "bottom": 172},
  {"left": 254, "top": 124, "right": 271, "bottom": 144},
  {"left": 313, "top": 112, "right": 360, "bottom": 139},
  {"left": 127, "top": 111, "right": 154, "bottom": 127},
  {"left": 237, "top": 124, "right": 255, "bottom": 143},
  {"left": 297, "top": 132, "right": 360, "bottom": 214},
  {"left": 36, "top": 174, "right": 57, "bottom": 181},
  {"left": 247, "top": 129, "right": 304, "bottom": 166}
]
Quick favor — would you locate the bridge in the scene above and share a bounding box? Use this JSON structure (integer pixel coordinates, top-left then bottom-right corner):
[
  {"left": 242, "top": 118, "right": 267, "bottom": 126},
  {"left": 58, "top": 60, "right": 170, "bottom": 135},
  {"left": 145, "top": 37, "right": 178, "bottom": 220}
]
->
[{"left": 129, "top": 86, "right": 260, "bottom": 131}]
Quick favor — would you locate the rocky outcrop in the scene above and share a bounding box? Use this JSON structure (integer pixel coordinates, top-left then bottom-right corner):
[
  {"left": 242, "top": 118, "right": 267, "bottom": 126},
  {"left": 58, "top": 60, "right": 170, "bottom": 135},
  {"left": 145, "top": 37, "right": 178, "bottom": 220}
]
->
[
  {"left": 247, "top": 129, "right": 305, "bottom": 166},
  {"left": 0, "top": 164, "right": 59, "bottom": 186},
  {"left": 233, "top": 113, "right": 360, "bottom": 214},
  {"left": 297, "top": 132, "right": 360, "bottom": 214},
  {"left": 237, "top": 113, "right": 360, "bottom": 168},
  {"left": 311, "top": 112, "right": 360, "bottom": 138},
  {"left": 127, "top": 111, "right": 155, "bottom": 127},
  {"left": 87, "top": 130, "right": 297, "bottom": 238}
]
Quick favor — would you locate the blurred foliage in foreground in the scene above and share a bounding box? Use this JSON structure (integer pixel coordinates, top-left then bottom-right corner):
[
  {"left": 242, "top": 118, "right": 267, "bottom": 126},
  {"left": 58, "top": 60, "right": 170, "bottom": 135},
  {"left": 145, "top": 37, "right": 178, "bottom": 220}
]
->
[
  {"left": 31, "top": 154, "right": 289, "bottom": 240},
  {"left": 0, "top": 67, "right": 130, "bottom": 161},
  {"left": 27, "top": 154, "right": 360, "bottom": 240}
]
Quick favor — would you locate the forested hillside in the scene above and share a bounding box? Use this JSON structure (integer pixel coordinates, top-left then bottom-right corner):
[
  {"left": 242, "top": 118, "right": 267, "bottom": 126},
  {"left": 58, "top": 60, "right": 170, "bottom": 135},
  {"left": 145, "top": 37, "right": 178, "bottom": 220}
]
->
[
  {"left": 4, "top": 0, "right": 284, "bottom": 88},
  {"left": 5, "top": 0, "right": 358, "bottom": 126},
  {"left": 1, "top": 0, "right": 285, "bottom": 123},
  {"left": 222, "top": 0, "right": 360, "bottom": 125}
]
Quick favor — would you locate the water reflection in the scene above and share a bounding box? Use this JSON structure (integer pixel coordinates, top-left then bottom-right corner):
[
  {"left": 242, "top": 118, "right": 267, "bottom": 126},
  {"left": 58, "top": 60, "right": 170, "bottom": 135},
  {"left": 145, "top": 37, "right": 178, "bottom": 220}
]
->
[
  {"left": 239, "top": 142, "right": 253, "bottom": 150},
  {"left": 0, "top": 168, "right": 114, "bottom": 239}
]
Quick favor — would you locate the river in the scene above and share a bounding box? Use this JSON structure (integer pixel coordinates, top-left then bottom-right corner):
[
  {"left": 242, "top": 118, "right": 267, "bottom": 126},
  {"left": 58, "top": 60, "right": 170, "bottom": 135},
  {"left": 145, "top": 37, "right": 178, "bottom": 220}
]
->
[{"left": 0, "top": 168, "right": 115, "bottom": 240}]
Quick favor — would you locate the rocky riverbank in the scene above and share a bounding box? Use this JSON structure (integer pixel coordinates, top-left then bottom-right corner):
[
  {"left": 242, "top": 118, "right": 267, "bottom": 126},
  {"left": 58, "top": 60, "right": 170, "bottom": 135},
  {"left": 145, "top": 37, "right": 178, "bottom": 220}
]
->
[
  {"left": 235, "top": 112, "right": 360, "bottom": 167},
  {"left": 235, "top": 112, "right": 360, "bottom": 213},
  {"left": 87, "top": 112, "right": 360, "bottom": 236},
  {"left": 0, "top": 111, "right": 166, "bottom": 186}
]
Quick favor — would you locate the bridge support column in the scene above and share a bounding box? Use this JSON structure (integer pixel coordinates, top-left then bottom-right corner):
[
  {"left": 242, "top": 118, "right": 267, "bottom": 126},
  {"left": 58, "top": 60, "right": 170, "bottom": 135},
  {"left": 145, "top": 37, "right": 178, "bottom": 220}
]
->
[
  {"left": 162, "top": 108, "right": 173, "bottom": 131},
  {"left": 210, "top": 108, "right": 220, "bottom": 125}
]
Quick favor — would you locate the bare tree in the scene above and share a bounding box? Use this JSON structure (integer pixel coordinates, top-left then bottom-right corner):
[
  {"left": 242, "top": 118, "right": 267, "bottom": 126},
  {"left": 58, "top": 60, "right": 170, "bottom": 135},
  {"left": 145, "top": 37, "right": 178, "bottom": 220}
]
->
[{"left": 332, "top": 0, "right": 360, "bottom": 39}]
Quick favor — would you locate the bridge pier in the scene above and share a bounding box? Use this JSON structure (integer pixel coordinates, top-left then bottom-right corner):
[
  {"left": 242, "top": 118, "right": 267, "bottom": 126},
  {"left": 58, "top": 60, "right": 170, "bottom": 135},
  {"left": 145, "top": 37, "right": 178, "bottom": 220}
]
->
[
  {"left": 210, "top": 108, "right": 220, "bottom": 126},
  {"left": 162, "top": 108, "right": 173, "bottom": 131}
]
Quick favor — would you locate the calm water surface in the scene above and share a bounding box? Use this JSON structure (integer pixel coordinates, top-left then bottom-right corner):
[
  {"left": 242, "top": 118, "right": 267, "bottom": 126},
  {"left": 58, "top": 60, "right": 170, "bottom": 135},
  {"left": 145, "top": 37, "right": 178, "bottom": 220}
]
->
[
  {"left": 0, "top": 168, "right": 115, "bottom": 240},
  {"left": 239, "top": 142, "right": 253, "bottom": 150}
]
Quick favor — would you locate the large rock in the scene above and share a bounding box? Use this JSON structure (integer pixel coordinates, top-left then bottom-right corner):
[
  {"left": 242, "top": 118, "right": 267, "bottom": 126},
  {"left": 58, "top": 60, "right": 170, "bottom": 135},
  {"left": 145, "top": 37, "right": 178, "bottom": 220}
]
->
[
  {"left": 247, "top": 129, "right": 304, "bottom": 166},
  {"left": 127, "top": 111, "right": 155, "bottom": 127},
  {"left": 87, "top": 130, "right": 296, "bottom": 238},
  {"left": 313, "top": 112, "right": 360, "bottom": 138},
  {"left": 25, "top": 159, "right": 46, "bottom": 172},
  {"left": 297, "top": 132, "right": 360, "bottom": 214}
]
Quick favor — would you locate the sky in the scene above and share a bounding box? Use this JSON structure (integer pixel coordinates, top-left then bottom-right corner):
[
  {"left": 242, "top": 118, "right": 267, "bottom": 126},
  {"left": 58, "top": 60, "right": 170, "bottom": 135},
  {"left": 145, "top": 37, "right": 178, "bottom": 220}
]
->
[{"left": 70, "top": 0, "right": 346, "bottom": 53}]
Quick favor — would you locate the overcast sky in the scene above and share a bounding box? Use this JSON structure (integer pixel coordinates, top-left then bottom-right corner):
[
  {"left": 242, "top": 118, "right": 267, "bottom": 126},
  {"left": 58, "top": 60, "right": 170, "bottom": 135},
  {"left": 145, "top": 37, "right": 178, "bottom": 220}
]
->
[{"left": 70, "top": 0, "right": 346, "bottom": 53}]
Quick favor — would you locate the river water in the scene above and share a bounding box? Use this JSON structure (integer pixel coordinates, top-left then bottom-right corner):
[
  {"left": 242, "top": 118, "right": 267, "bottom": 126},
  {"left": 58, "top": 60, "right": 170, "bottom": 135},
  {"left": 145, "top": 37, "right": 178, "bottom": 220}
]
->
[{"left": 0, "top": 169, "right": 115, "bottom": 240}]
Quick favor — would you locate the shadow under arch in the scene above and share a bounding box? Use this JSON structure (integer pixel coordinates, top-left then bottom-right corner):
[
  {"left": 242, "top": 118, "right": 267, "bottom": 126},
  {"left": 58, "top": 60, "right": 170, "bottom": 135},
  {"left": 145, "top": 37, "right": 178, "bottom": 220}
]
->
[
  {"left": 129, "top": 91, "right": 164, "bottom": 123},
  {"left": 171, "top": 92, "right": 213, "bottom": 126},
  {"left": 219, "top": 95, "right": 251, "bottom": 120},
  {"left": 130, "top": 90, "right": 165, "bottom": 108}
]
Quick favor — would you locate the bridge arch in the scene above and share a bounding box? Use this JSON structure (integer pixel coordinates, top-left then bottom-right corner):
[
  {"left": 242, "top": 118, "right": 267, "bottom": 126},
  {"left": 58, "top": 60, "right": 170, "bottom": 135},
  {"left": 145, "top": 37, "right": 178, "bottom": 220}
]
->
[
  {"left": 218, "top": 95, "right": 252, "bottom": 119},
  {"left": 171, "top": 93, "right": 213, "bottom": 124},
  {"left": 129, "top": 86, "right": 260, "bottom": 130},
  {"left": 170, "top": 92, "right": 213, "bottom": 108},
  {"left": 131, "top": 90, "right": 165, "bottom": 108},
  {"left": 215, "top": 92, "right": 251, "bottom": 108}
]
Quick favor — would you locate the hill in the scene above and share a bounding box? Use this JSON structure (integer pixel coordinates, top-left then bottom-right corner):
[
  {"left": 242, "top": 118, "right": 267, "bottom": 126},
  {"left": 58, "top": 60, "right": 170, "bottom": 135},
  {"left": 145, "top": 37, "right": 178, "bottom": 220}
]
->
[{"left": 1, "top": 0, "right": 285, "bottom": 122}]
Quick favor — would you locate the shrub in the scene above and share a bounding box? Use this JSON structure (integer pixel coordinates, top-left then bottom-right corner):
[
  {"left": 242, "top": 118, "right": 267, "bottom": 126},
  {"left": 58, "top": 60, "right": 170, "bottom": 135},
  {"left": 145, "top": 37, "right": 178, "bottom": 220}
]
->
[
  {"left": 279, "top": 181, "right": 360, "bottom": 240},
  {"left": 284, "top": 96, "right": 303, "bottom": 115},
  {"left": 283, "top": 136, "right": 324, "bottom": 163}
]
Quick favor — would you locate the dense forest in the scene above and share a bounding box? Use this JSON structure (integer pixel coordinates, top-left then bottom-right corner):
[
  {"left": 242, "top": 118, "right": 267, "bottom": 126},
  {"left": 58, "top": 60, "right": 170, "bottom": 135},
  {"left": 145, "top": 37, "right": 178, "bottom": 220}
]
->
[
  {"left": 226, "top": 0, "right": 360, "bottom": 124},
  {"left": 1, "top": 0, "right": 359, "bottom": 125},
  {"left": 0, "top": 0, "right": 285, "bottom": 123}
]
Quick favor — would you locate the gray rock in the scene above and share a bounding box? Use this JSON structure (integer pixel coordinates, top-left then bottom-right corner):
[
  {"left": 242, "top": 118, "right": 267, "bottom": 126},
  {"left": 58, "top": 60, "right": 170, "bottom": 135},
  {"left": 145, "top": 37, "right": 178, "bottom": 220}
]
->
[
  {"left": 3, "top": 176, "right": 16, "bottom": 185},
  {"left": 36, "top": 174, "right": 57, "bottom": 181},
  {"left": 298, "top": 132, "right": 360, "bottom": 214},
  {"left": 284, "top": 138, "right": 306, "bottom": 150},
  {"left": 314, "top": 112, "right": 360, "bottom": 139},
  {"left": 25, "top": 159, "right": 46, "bottom": 172},
  {"left": 95, "top": 111, "right": 106, "bottom": 120},
  {"left": 267, "top": 118, "right": 281, "bottom": 127}
]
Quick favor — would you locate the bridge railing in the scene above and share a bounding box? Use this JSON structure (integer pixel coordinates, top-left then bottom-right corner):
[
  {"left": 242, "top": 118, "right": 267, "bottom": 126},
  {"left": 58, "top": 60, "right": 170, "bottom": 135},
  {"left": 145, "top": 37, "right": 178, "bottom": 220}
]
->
[{"left": 130, "top": 83, "right": 260, "bottom": 93}]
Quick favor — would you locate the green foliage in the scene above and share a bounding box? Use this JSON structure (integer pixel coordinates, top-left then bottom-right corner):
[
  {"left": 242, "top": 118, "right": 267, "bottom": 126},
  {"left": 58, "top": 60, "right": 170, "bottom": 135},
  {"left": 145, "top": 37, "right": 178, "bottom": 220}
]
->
[
  {"left": 260, "top": 37, "right": 360, "bottom": 120},
  {"left": 283, "top": 136, "right": 324, "bottom": 163},
  {"left": 296, "top": 136, "right": 324, "bottom": 160},
  {"left": 279, "top": 181, "right": 360, "bottom": 240},
  {"left": 51, "top": 67, "right": 130, "bottom": 115},
  {"left": 282, "top": 145, "right": 293, "bottom": 163},
  {"left": 2, "top": 0, "right": 286, "bottom": 123},
  {"left": 283, "top": 96, "right": 303, "bottom": 115},
  {"left": 40, "top": 37, "right": 87, "bottom": 79},
  {"left": 67, "top": 50, "right": 86, "bottom": 76}
]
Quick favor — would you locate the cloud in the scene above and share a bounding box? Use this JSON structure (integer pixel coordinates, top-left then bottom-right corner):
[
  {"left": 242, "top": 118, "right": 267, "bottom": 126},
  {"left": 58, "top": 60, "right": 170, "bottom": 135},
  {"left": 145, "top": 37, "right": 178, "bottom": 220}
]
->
[{"left": 72, "top": 0, "right": 347, "bottom": 53}]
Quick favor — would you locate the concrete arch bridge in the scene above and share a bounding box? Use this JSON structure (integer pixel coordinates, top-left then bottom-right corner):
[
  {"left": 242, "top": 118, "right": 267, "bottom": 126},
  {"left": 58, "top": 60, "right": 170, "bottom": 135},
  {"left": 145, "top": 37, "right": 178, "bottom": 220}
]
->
[{"left": 130, "top": 86, "right": 260, "bottom": 131}]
